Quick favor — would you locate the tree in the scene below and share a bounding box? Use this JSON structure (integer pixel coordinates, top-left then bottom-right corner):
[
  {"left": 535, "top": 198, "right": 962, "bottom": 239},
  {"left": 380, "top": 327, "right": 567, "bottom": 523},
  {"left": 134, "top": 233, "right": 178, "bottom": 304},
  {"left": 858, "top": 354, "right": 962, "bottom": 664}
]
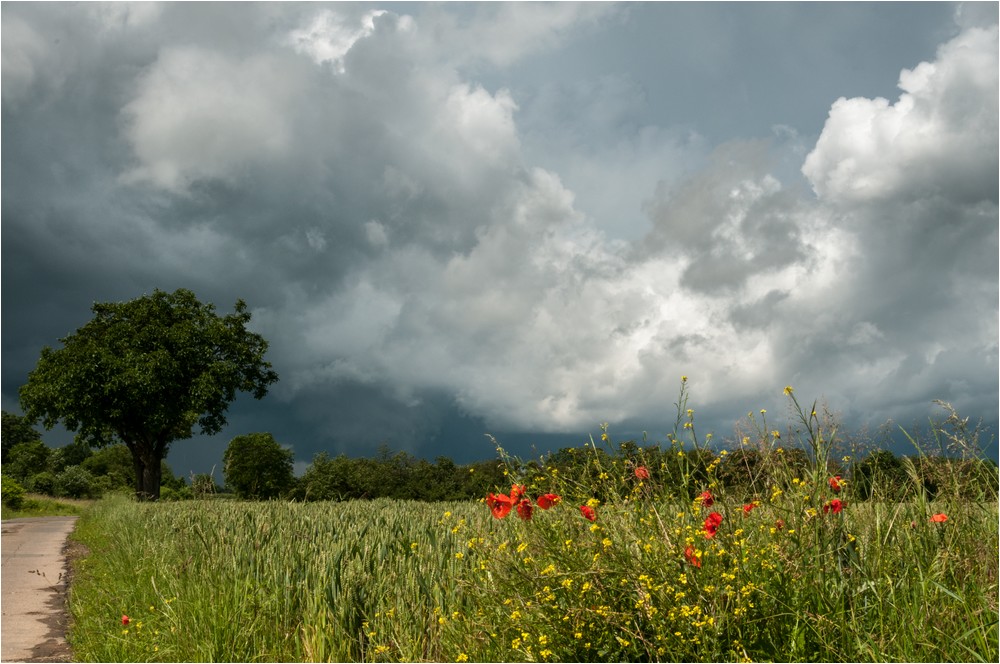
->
[
  {"left": 852, "top": 449, "right": 908, "bottom": 501},
  {"left": 2, "top": 411, "right": 42, "bottom": 465},
  {"left": 6, "top": 439, "right": 50, "bottom": 482},
  {"left": 293, "top": 452, "right": 357, "bottom": 501},
  {"left": 19, "top": 289, "right": 278, "bottom": 500},
  {"left": 223, "top": 432, "right": 294, "bottom": 500},
  {"left": 717, "top": 448, "right": 767, "bottom": 498},
  {"left": 82, "top": 445, "right": 136, "bottom": 492},
  {"left": 47, "top": 438, "right": 93, "bottom": 474},
  {"left": 460, "top": 458, "right": 508, "bottom": 499}
]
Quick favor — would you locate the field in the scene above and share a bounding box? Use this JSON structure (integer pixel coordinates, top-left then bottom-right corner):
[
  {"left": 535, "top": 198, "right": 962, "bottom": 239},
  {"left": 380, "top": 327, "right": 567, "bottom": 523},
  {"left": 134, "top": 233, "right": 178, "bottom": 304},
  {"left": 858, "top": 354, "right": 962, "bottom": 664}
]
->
[
  {"left": 67, "top": 482, "right": 997, "bottom": 661},
  {"left": 64, "top": 386, "right": 998, "bottom": 662}
]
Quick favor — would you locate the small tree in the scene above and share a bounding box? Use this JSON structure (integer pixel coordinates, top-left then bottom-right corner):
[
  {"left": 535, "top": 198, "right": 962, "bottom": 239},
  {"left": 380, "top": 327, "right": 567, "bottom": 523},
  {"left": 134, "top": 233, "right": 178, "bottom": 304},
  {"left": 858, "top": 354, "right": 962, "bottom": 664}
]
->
[
  {"left": 82, "top": 445, "right": 136, "bottom": 492},
  {"left": 223, "top": 432, "right": 294, "bottom": 500},
  {"left": 852, "top": 449, "right": 908, "bottom": 501},
  {"left": 2, "top": 411, "right": 42, "bottom": 465},
  {"left": 294, "top": 452, "right": 355, "bottom": 501},
  {"left": 19, "top": 289, "right": 278, "bottom": 501},
  {"left": 6, "top": 439, "right": 51, "bottom": 482},
  {"left": 717, "top": 448, "right": 768, "bottom": 498}
]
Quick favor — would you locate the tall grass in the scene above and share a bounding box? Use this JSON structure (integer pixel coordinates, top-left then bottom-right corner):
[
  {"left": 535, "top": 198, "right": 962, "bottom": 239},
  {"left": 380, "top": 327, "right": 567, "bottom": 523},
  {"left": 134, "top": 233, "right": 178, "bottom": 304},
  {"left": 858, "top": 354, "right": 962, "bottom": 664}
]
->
[
  {"left": 1, "top": 493, "right": 89, "bottom": 519},
  {"left": 454, "top": 384, "right": 998, "bottom": 662},
  {"left": 67, "top": 383, "right": 997, "bottom": 662},
  {"left": 68, "top": 497, "right": 485, "bottom": 662}
]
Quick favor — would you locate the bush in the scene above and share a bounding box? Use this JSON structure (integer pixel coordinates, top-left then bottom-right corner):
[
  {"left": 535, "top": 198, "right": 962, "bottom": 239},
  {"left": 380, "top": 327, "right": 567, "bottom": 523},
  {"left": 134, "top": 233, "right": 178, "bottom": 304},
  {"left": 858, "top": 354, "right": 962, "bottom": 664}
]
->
[
  {"left": 160, "top": 485, "right": 192, "bottom": 501},
  {"left": 54, "top": 466, "right": 96, "bottom": 499},
  {"left": 26, "top": 470, "right": 57, "bottom": 496},
  {"left": 190, "top": 474, "right": 220, "bottom": 499},
  {"left": 2, "top": 475, "right": 27, "bottom": 510}
]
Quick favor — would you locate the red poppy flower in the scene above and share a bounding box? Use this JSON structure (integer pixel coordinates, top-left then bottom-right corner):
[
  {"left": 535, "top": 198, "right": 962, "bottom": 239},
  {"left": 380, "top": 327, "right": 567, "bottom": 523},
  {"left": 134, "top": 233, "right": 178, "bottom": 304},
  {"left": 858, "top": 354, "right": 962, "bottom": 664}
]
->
[
  {"left": 703, "top": 511, "right": 723, "bottom": 538},
  {"left": 121, "top": 615, "right": 130, "bottom": 626},
  {"left": 742, "top": 503, "right": 756, "bottom": 515},
  {"left": 698, "top": 491, "right": 714, "bottom": 507},
  {"left": 516, "top": 498, "right": 533, "bottom": 521},
  {"left": 509, "top": 484, "right": 527, "bottom": 503},
  {"left": 775, "top": 519, "right": 785, "bottom": 530},
  {"left": 634, "top": 466, "right": 650, "bottom": 480},
  {"left": 486, "top": 492, "right": 513, "bottom": 519},
  {"left": 828, "top": 476, "right": 842, "bottom": 493},
  {"left": 823, "top": 498, "right": 844, "bottom": 514},
  {"left": 580, "top": 505, "right": 597, "bottom": 522},
  {"left": 537, "top": 493, "right": 561, "bottom": 510},
  {"left": 684, "top": 545, "right": 701, "bottom": 568},
  {"left": 929, "top": 513, "right": 948, "bottom": 523}
]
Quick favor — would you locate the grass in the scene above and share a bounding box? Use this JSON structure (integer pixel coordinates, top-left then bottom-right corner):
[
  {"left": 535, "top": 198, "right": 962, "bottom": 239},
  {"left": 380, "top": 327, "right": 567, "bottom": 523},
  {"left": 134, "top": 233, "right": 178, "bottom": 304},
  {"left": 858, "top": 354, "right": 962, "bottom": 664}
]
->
[
  {"left": 67, "top": 496, "right": 480, "bottom": 662},
  {"left": 65, "top": 493, "right": 997, "bottom": 662},
  {"left": 460, "top": 491, "right": 997, "bottom": 662},
  {"left": 1, "top": 493, "right": 91, "bottom": 520},
  {"left": 65, "top": 383, "right": 998, "bottom": 662}
]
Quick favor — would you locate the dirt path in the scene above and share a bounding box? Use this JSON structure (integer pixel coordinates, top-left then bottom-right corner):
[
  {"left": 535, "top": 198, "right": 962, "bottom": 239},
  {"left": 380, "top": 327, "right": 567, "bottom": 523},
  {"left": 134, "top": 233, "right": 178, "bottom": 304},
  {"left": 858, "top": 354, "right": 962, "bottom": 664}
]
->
[{"left": 1, "top": 517, "right": 78, "bottom": 663}]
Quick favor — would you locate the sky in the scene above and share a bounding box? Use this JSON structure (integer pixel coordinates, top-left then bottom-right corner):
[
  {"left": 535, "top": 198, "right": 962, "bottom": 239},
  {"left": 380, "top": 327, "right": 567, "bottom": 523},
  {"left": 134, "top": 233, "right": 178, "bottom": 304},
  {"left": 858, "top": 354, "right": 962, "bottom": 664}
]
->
[{"left": 2, "top": 2, "right": 998, "bottom": 479}]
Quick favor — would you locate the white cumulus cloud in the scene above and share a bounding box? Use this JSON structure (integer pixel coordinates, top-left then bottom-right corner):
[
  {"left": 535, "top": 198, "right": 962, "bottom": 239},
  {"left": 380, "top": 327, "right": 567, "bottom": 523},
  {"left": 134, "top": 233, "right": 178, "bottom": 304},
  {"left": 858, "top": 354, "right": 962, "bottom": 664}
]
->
[
  {"left": 286, "top": 8, "right": 392, "bottom": 73},
  {"left": 802, "top": 25, "right": 998, "bottom": 205},
  {"left": 121, "top": 47, "right": 305, "bottom": 192}
]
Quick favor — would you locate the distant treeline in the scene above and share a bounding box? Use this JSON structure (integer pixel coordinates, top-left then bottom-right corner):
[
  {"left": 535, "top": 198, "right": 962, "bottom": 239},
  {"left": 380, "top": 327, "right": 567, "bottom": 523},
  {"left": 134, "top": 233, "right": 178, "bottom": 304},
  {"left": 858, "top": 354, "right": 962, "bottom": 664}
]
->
[
  {"left": 3, "top": 410, "right": 996, "bottom": 507},
  {"left": 291, "top": 439, "right": 998, "bottom": 504}
]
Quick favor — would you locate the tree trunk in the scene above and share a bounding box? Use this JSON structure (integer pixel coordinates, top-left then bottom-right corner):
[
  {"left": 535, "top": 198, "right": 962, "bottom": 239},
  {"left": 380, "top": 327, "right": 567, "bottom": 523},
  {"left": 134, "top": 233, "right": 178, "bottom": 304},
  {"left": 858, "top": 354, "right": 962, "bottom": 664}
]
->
[
  {"left": 141, "top": 455, "right": 162, "bottom": 501},
  {"left": 128, "top": 444, "right": 162, "bottom": 501}
]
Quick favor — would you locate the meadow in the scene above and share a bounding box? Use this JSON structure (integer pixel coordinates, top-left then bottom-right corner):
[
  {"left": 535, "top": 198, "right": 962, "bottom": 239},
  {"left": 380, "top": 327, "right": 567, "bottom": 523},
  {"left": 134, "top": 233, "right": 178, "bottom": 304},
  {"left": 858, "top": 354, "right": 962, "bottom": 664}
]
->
[{"left": 66, "top": 387, "right": 998, "bottom": 662}]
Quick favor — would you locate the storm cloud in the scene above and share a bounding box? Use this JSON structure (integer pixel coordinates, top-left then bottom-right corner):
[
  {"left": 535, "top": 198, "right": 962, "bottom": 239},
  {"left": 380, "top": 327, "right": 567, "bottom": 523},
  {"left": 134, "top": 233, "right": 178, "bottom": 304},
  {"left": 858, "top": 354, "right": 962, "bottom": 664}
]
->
[{"left": 3, "top": 3, "right": 996, "bottom": 476}]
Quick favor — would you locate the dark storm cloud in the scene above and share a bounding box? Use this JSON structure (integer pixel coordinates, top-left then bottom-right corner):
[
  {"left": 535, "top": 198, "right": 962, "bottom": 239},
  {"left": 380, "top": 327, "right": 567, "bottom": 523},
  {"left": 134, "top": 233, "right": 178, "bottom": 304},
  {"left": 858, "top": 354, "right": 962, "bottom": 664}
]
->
[{"left": 3, "top": 2, "right": 615, "bottom": 472}]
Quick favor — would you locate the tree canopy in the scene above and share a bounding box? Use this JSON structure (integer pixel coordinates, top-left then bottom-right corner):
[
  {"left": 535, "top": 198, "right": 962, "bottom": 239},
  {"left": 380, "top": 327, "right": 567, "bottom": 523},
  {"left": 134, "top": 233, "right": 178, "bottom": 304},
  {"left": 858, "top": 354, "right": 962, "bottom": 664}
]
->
[
  {"left": 18, "top": 288, "right": 278, "bottom": 500},
  {"left": 2, "top": 411, "right": 42, "bottom": 465},
  {"left": 223, "top": 432, "right": 295, "bottom": 499}
]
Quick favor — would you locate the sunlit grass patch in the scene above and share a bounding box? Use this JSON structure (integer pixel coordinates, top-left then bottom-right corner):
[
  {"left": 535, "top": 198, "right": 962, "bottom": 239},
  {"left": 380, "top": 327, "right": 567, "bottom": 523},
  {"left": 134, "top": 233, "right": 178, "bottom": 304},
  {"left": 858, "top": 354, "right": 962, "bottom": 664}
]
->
[{"left": 1, "top": 493, "right": 90, "bottom": 520}]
